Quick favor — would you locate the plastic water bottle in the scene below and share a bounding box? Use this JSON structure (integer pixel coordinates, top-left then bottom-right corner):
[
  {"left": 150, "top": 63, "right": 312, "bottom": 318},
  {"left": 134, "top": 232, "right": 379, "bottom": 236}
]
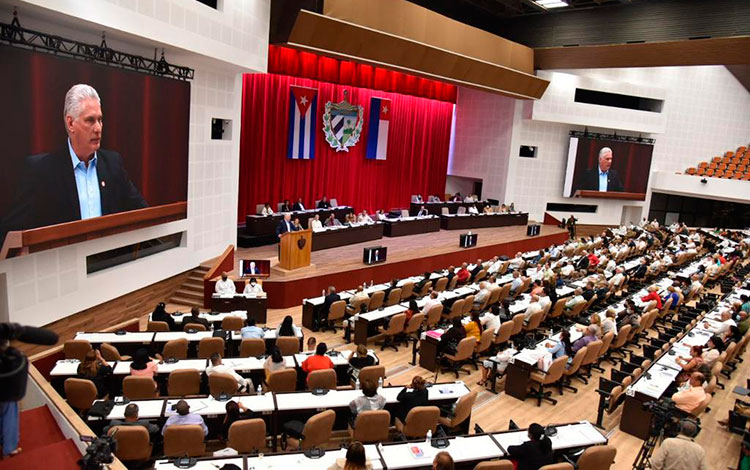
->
[
  {"left": 378, "top": 377, "right": 383, "bottom": 389},
  {"left": 322, "top": 289, "right": 325, "bottom": 297},
  {"left": 425, "top": 429, "right": 432, "bottom": 443},
  {"left": 256, "top": 384, "right": 263, "bottom": 396},
  {"left": 355, "top": 378, "right": 360, "bottom": 390}
]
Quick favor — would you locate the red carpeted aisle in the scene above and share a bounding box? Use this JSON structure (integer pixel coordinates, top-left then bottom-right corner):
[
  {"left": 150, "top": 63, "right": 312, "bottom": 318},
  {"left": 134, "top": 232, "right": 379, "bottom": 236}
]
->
[{"left": 0, "top": 406, "right": 81, "bottom": 470}]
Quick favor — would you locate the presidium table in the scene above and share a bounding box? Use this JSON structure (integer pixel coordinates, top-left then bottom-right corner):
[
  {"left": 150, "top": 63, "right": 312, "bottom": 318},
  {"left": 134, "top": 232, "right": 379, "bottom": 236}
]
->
[
  {"left": 440, "top": 212, "right": 529, "bottom": 230},
  {"left": 409, "top": 201, "right": 488, "bottom": 216},
  {"left": 383, "top": 215, "right": 441, "bottom": 237},
  {"left": 245, "top": 206, "right": 354, "bottom": 237},
  {"left": 312, "top": 222, "right": 384, "bottom": 251}
]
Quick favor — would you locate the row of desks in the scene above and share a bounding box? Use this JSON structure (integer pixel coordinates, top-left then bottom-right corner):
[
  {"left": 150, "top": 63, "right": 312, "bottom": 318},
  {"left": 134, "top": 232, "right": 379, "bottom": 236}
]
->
[
  {"left": 439, "top": 212, "right": 529, "bottom": 230},
  {"left": 153, "top": 421, "right": 607, "bottom": 470}
]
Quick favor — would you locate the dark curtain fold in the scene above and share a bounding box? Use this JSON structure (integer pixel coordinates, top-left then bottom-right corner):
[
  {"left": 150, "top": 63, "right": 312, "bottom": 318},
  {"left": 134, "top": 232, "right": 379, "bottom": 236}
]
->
[
  {"left": 267, "top": 45, "right": 457, "bottom": 103},
  {"left": 0, "top": 45, "right": 190, "bottom": 217},
  {"left": 237, "top": 73, "right": 454, "bottom": 221}
]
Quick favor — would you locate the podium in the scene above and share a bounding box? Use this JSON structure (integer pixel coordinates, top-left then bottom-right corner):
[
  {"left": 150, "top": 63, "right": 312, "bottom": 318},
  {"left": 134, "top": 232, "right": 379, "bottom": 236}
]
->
[{"left": 279, "top": 229, "right": 312, "bottom": 270}]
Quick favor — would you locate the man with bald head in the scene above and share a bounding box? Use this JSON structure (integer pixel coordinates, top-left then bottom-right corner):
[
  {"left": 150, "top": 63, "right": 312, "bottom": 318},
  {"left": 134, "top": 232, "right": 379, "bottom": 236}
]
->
[{"left": 578, "top": 146, "right": 624, "bottom": 193}]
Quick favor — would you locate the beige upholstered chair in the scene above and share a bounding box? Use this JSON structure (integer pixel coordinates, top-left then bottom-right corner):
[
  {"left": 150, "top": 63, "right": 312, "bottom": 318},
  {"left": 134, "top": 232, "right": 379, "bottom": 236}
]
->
[
  {"left": 167, "top": 369, "right": 201, "bottom": 396},
  {"left": 108, "top": 426, "right": 152, "bottom": 462},
  {"left": 528, "top": 355, "right": 568, "bottom": 406},
  {"left": 162, "top": 338, "right": 189, "bottom": 359},
  {"left": 286, "top": 409, "right": 336, "bottom": 450},
  {"left": 64, "top": 378, "right": 98, "bottom": 414},
  {"left": 348, "top": 410, "right": 390, "bottom": 443},
  {"left": 443, "top": 337, "right": 477, "bottom": 377},
  {"left": 228, "top": 419, "right": 267, "bottom": 453},
  {"left": 576, "top": 445, "right": 617, "bottom": 470},
  {"left": 221, "top": 316, "right": 244, "bottom": 331},
  {"left": 198, "top": 337, "right": 225, "bottom": 358},
  {"left": 64, "top": 340, "right": 92, "bottom": 361},
  {"left": 357, "top": 365, "right": 386, "bottom": 386},
  {"left": 378, "top": 313, "right": 407, "bottom": 351},
  {"left": 386, "top": 288, "right": 402, "bottom": 306},
  {"left": 438, "top": 390, "right": 477, "bottom": 432},
  {"left": 307, "top": 369, "right": 337, "bottom": 390},
  {"left": 208, "top": 372, "right": 238, "bottom": 397},
  {"left": 147, "top": 321, "right": 170, "bottom": 332},
  {"left": 369, "top": 291, "right": 385, "bottom": 310},
  {"left": 100, "top": 343, "right": 131, "bottom": 361},
  {"left": 474, "top": 461, "right": 514, "bottom": 470},
  {"left": 395, "top": 406, "right": 440, "bottom": 439},
  {"left": 163, "top": 424, "right": 205, "bottom": 457},
  {"left": 265, "top": 368, "right": 297, "bottom": 393},
  {"left": 276, "top": 336, "right": 300, "bottom": 355},
  {"left": 240, "top": 338, "right": 266, "bottom": 357},
  {"left": 123, "top": 376, "right": 158, "bottom": 400}
]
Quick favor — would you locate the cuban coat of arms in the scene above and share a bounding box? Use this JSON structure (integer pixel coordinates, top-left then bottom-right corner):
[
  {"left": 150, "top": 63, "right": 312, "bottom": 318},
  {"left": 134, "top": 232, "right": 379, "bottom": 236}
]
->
[{"left": 322, "top": 90, "right": 364, "bottom": 152}]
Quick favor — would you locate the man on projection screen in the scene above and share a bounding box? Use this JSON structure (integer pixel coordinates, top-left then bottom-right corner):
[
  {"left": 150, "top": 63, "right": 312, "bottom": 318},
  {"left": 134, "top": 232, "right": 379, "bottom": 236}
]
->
[
  {"left": 578, "top": 147, "right": 624, "bottom": 193},
  {"left": 0, "top": 84, "right": 147, "bottom": 243}
]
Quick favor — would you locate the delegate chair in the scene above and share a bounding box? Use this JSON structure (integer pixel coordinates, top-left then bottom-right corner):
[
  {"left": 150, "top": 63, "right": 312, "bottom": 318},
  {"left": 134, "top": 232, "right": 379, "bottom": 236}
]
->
[
  {"left": 307, "top": 369, "right": 337, "bottom": 390},
  {"left": 528, "top": 355, "right": 568, "bottom": 406},
  {"left": 400, "top": 282, "right": 415, "bottom": 300},
  {"left": 438, "top": 390, "right": 477, "bottom": 434},
  {"left": 561, "top": 346, "right": 588, "bottom": 393},
  {"left": 167, "top": 369, "right": 201, "bottom": 396},
  {"left": 323, "top": 300, "right": 347, "bottom": 332},
  {"left": 378, "top": 313, "right": 407, "bottom": 351},
  {"left": 285, "top": 409, "right": 336, "bottom": 450},
  {"left": 100, "top": 343, "right": 131, "bottom": 361},
  {"left": 576, "top": 340, "right": 604, "bottom": 383},
  {"left": 240, "top": 338, "right": 266, "bottom": 357},
  {"left": 426, "top": 304, "right": 444, "bottom": 329},
  {"left": 162, "top": 338, "right": 189, "bottom": 360},
  {"left": 147, "top": 321, "right": 170, "bottom": 332},
  {"left": 64, "top": 340, "right": 92, "bottom": 361},
  {"left": 573, "top": 445, "right": 617, "bottom": 470},
  {"left": 276, "top": 336, "right": 300, "bottom": 355},
  {"left": 442, "top": 337, "right": 477, "bottom": 377},
  {"left": 349, "top": 410, "right": 391, "bottom": 443},
  {"left": 403, "top": 313, "right": 426, "bottom": 343},
  {"left": 395, "top": 406, "right": 440, "bottom": 439},
  {"left": 209, "top": 373, "right": 238, "bottom": 398},
  {"left": 198, "top": 337, "right": 225, "bottom": 358},
  {"left": 433, "top": 277, "right": 448, "bottom": 292},
  {"left": 357, "top": 365, "right": 386, "bottom": 387},
  {"left": 228, "top": 419, "right": 267, "bottom": 453},
  {"left": 445, "top": 299, "right": 465, "bottom": 322},
  {"left": 183, "top": 323, "right": 207, "bottom": 332},
  {"left": 265, "top": 369, "right": 297, "bottom": 393},
  {"left": 221, "top": 316, "right": 244, "bottom": 331},
  {"left": 474, "top": 461, "right": 514, "bottom": 470},
  {"left": 386, "top": 288, "right": 403, "bottom": 307},
  {"left": 123, "top": 376, "right": 158, "bottom": 400},
  {"left": 492, "top": 321, "right": 514, "bottom": 351},
  {"left": 539, "top": 464, "right": 574, "bottom": 470},
  {"left": 369, "top": 291, "right": 385, "bottom": 310},
  {"left": 108, "top": 426, "right": 152, "bottom": 462},
  {"left": 163, "top": 425, "right": 206, "bottom": 457},
  {"left": 64, "top": 378, "right": 98, "bottom": 415}
]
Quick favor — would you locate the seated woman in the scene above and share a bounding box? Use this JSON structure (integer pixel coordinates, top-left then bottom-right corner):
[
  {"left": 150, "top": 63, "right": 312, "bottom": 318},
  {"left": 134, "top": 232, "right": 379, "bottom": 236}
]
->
[
  {"left": 348, "top": 379, "right": 386, "bottom": 419},
  {"left": 151, "top": 302, "right": 178, "bottom": 331},
  {"left": 261, "top": 203, "right": 274, "bottom": 216},
  {"left": 546, "top": 329, "right": 573, "bottom": 360},
  {"left": 348, "top": 344, "right": 375, "bottom": 381},
  {"left": 301, "top": 343, "right": 334, "bottom": 383},
  {"left": 129, "top": 348, "right": 161, "bottom": 378},
  {"left": 263, "top": 347, "right": 288, "bottom": 382},
  {"left": 77, "top": 349, "right": 113, "bottom": 397},
  {"left": 396, "top": 376, "right": 429, "bottom": 421},
  {"left": 221, "top": 400, "right": 252, "bottom": 441},
  {"left": 675, "top": 345, "right": 704, "bottom": 384},
  {"left": 438, "top": 318, "right": 466, "bottom": 355},
  {"left": 506, "top": 423, "right": 554, "bottom": 470},
  {"left": 464, "top": 312, "right": 482, "bottom": 343},
  {"left": 482, "top": 205, "right": 494, "bottom": 214},
  {"left": 328, "top": 441, "right": 371, "bottom": 470},
  {"left": 276, "top": 315, "right": 302, "bottom": 337}
]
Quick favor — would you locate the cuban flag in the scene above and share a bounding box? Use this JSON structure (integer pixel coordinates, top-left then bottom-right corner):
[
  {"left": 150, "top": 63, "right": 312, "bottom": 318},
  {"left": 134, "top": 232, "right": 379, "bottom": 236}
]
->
[
  {"left": 365, "top": 97, "right": 391, "bottom": 160},
  {"left": 287, "top": 85, "right": 317, "bottom": 159}
]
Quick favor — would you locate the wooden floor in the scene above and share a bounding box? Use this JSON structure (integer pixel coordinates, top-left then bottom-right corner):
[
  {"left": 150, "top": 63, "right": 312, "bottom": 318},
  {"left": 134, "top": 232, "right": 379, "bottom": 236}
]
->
[
  {"left": 237, "top": 224, "right": 567, "bottom": 281},
  {"left": 156, "top": 277, "right": 747, "bottom": 470}
]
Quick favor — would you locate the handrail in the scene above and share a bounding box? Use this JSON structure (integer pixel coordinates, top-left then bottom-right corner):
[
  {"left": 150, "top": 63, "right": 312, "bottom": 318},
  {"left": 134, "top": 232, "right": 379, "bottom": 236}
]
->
[{"left": 203, "top": 244, "right": 235, "bottom": 281}]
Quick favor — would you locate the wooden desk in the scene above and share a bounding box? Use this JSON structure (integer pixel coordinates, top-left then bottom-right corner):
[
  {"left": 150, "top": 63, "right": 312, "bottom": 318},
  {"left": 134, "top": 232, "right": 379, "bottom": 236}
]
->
[
  {"left": 312, "top": 223, "right": 384, "bottom": 251},
  {"left": 440, "top": 213, "right": 529, "bottom": 230},
  {"left": 503, "top": 361, "right": 533, "bottom": 400},
  {"left": 383, "top": 216, "right": 441, "bottom": 237},
  {"left": 210, "top": 295, "right": 268, "bottom": 322},
  {"left": 409, "top": 201, "right": 488, "bottom": 216},
  {"left": 418, "top": 335, "right": 440, "bottom": 372},
  {"left": 244, "top": 207, "right": 354, "bottom": 236}
]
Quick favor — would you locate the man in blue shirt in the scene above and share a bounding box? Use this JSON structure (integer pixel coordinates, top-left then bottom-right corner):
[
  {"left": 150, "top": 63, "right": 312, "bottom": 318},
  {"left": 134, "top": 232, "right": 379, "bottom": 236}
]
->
[
  {"left": 578, "top": 147, "right": 624, "bottom": 193},
  {"left": 240, "top": 317, "right": 264, "bottom": 339}
]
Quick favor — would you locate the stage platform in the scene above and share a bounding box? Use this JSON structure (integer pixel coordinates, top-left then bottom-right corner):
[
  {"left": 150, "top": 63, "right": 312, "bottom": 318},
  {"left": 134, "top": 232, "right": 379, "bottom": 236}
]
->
[{"left": 238, "top": 224, "right": 568, "bottom": 308}]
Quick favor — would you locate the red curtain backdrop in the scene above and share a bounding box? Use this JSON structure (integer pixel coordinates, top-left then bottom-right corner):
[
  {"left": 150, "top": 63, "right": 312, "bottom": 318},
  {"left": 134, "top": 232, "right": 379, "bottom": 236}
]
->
[
  {"left": 238, "top": 72, "right": 454, "bottom": 221},
  {"left": 0, "top": 45, "right": 189, "bottom": 218},
  {"left": 268, "top": 46, "right": 457, "bottom": 103}
]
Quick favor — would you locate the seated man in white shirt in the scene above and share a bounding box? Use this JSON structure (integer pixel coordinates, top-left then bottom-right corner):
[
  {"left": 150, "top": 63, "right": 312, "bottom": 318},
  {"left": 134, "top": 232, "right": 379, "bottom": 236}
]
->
[
  {"left": 422, "top": 290, "right": 441, "bottom": 315},
  {"left": 564, "top": 288, "right": 586, "bottom": 312},
  {"left": 468, "top": 205, "right": 479, "bottom": 214},
  {"left": 464, "top": 194, "right": 475, "bottom": 203},
  {"left": 690, "top": 274, "right": 703, "bottom": 295},
  {"left": 487, "top": 256, "right": 503, "bottom": 274},
  {"left": 523, "top": 295, "right": 543, "bottom": 323},
  {"left": 215, "top": 272, "right": 236, "bottom": 296},
  {"left": 509, "top": 271, "right": 524, "bottom": 296},
  {"left": 358, "top": 210, "right": 374, "bottom": 224},
  {"left": 473, "top": 282, "right": 491, "bottom": 311},
  {"left": 609, "top": 268, "right": 626, "bottom": 291},
  {"left": 310, "top": 214, "right": 323, "bottom": 231},
  {"left": 560, "top": 261, "right": 575, "bottom": 278},
  {"left": 480, "top": 308, "right": 501, "bottom": 333},
  {"left": 347, "top": 285, "right": 370, "bottom": 314},
  {"left": 206, "top": 353, "right": 253, "bottom": 392},
  {"left": 703, "top": 311, "right": 735, "bottom": 337},
  {"left": 243, "top": 277, "right": 264, "bottom": 295},
  {"left": 508, "top": 252, "right": 525, "bottom": 270}
]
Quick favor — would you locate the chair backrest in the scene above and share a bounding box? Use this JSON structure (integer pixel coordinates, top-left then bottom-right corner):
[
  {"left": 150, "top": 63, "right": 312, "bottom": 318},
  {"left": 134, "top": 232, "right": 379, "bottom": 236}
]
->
[
  {"left": 301, "top": 409, "right": 336, "bottom": 449},
  {"left": 445, "top": 390, "right": 477, "bottom": 427},
  {"left": 183, "top": 323, "right": 207, "bottom": 332},
  {"left": 564, "top": 346, "right": 588, "bottom": 376},
  {"left": 221, "top": 316, "right": 244, "bottom": 331},
  {"left": 477, "top": 328, "right": 495, "bottom": 354},
  {"left": 548, "top": 299, "right": 566, "bottom": 319},
  {"left": 402, "top": 406, "right": 440, "bottom": 438},
  {"left": 208, "top": 372, "right": 238, "bottom": 397},
  {"left": 163, "top": 424, "right": 206, "bottom": 457},
  {"left": 577, "top": 444, "right": 617, "bottom": 470},
  {"left": 351, "top": 410, "right": 391, "bottom": 443},
  {"left": 426, "top": 304, "right": 444, "bottom": 328},
  {"left": 417, "top": 281, "right": 433, "bottom": 297},
  {"left": 307, "top": 369, "right": 337, "bottom": 390},
  {"left": 448, "top": 300, "right": 465, "bottom": 319},
  {"left": 581, "top": 340, "right": 603, "bottom": 366},
  {"left": 474, "top": 461, "right": 515, "bottom": 470},
  {"left": 449, "top": 337, "right": 477, "bottom": 361},
  {"left": 442, "top": 207, "right": 450, "bottom": 215},
  {"left": 108, "top": 426, "right": 152, "bottom": 461},
  {"left": 524, "top": 310, "right": 545, "bottom": 332},
  {"left": 268, "top": 368, "right": 297, "bottom": 392},
  {"left": 462, "top": 295, "right": 475, "bottom": 315},
  {"left": 123, "top": 376, "right": 158, "bottom": 400},
  {"left": 330, "top": 198, "right": 338, "bottom": 207},
  {"left": 255, "top": 203, "right": 265, "bottom": 215},
  {"left": 611, "top": 325, "right": 632, "bottom": 350},
  {"left": 64, "top": 340, "right": 92, "bottom": 361},
  {"left": 493, "top": 321, "right": 514, "bottom": 345},
  {"left": 167, "top": 369, "right": 201, "bottom": 396},
  {"left": 64, "top": 378, "right": 97, "bottom": 412},
  {"left": 240, "top": 338, "right": 266, "bottom": 357},
  {"left": 358, "top": 365, "right": 386, "bottom": 385},
  {"left": 599, "top": 332, "right": 615, "bottom": 357},
  {"left": 538, "top": 463, "right": 574, "bottom": 470},
  {"left": 276, "top": 336, "right": 300, "bottom": 355},
  {"left": 448, "top": 276, "right": 458, "bottom": 290},
  {"left": 328, "top": 300, "right": 347, "bottom": 322},
  {"left": 510, "top": 313, "right": 525, "bottom": 335},
  {"left": 542, "top": 355, "right": 569, "bottom": 384},
  {"left": 384, "top": 313, "right": 407, "bottom": 335},
  {"left": 369, "top": 291, "right": 385, "bottom": 310},
  {"left": 100, "top": 342, "right": 124, "bottom": 361},
  {"left": 400, "top": 282, "right": 415, "bottom": 300},
  {"left": 404, "top": 313, "right": 426, "bottom": 334},
  {"left": 386, "top": 288, "right": 403, "bottom": 306},
  {"left": 147, "top": 321, "right": 170, "bottom": 332},
  {"left": 162, "top": 338, "right": 189, "bottom": 359},
  {"left": 198, "top": 337, "right": 225, "bottom": 358},
  {"left": 228, "top": 419, "right": 266, "bottom": 453},
  {"left": 433, "top": 277, "right": 448, "bottom": 292},
  {"left": 487, "top": 286, "right": 502, "bottom": 306}
]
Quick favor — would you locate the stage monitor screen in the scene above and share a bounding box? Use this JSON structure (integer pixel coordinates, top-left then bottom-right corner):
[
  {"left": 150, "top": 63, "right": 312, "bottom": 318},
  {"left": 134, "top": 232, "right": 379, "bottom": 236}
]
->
[
  {"left": 563, "top": 134, "right": 654, "bottom": 199},
  {"left": 363, "top": 246, "right": 387, "bottom": 265},
  {"left": 460, "top": 233, "right": 477, "bottom": 248},
  {"left": 239, "top": 259, "right": 271, "bottom": 278},
  {"left": 0, "top": 46, "right": 190, "bottom": 251}
]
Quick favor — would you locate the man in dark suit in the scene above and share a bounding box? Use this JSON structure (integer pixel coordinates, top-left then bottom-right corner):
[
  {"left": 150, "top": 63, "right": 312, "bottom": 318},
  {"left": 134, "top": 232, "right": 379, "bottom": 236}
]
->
[
  {"left": 469, "top": 259, "right": 484, "bottom": 282},
  {"left": 319, "top": 286, "right": 340, "bottom": 326},
  {"left": 576, "top": 147, "right": 624, "bottom": 193},
  {"left": 575, "top": 252, "right": 590, "bottom": 271},
  {"left": 293, "top": 197, "right": 306, "bottom": 211},
  {"left": 280, "top": 199, "right": 293, "bottom": 212},
  {"left": 317, "top": 196, "right": 331, "bottom": 209},
  {"left": 414, "top": 272, "right": 431, "bottom": 294},
  {"left": 1, "top": 84, "right": 147, "bottom": 243},
  {"left": 275, "top": 213, "right": 294, "bottom": 238}
]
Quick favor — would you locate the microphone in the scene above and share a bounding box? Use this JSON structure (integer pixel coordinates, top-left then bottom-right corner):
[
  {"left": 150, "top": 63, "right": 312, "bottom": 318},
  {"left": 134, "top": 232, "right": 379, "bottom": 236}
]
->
[{"left": 0, "top": 323, "right": 59, "bottom": 345}]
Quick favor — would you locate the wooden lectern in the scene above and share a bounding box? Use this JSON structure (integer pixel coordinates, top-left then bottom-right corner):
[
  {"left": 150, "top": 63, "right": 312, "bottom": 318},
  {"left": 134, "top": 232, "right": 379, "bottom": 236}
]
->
[{"left": 278, "top": 229, "right": 312, "bottom": 270}]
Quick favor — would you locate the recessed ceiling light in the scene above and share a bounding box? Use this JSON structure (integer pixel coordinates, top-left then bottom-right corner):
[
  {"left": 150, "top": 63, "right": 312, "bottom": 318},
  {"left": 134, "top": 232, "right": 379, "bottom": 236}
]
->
[{"left": 533, "top": 0, "right": 569, "bottom": 8}]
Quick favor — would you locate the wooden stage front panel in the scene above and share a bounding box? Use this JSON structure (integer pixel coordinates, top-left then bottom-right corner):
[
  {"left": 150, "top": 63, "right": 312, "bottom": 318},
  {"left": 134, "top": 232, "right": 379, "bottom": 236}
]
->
[{"left": 239, "top": 225, "right": 568, "bottom": 308}]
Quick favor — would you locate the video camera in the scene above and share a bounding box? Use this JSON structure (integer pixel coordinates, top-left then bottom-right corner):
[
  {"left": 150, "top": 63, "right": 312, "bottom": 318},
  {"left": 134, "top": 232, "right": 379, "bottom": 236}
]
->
[{"left": 78, "top": 434, "right": 117, "bottom": 470}]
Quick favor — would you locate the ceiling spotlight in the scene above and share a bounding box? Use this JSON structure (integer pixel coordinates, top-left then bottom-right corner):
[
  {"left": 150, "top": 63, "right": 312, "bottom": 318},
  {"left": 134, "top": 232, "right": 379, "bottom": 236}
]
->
[{"left": 533, "top": 0, "right": 569, "bottom": 9}]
